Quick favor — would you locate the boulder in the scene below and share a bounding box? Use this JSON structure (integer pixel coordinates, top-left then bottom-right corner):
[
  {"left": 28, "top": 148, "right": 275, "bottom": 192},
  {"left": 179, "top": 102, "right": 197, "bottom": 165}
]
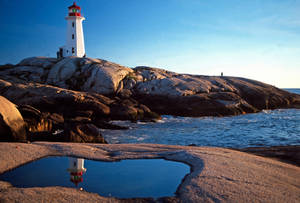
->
[
  {"left": 0, "top": 57, "right": 59, "bottom": 84},
  {"left": 0, "top": 57, "right": 133, "bottom": 95},
  {"left": 0, "top": 96, "right": 27, "bottom": 142},
  {"left": 17, "top": 105, "right": 64, "bottom": 135},
  {"left": 135, "top": 66, "right": 175, "bottom": 81},
  {"left": 109, "top": 98, "right": 161, "bottom": 121},
  {"left": 46, "top": 57, "right": 133, "bottom": 94},
  {"left": 118, "top": 89, "right": 133, "bottom": 99},
  {"left": 18, "top": 57, "right": 58, "bottom": 68},
  {"left": 64, "top": 123, "right": 107, "bottom": 143},
  {"left": 0, "top": 79, "right": 160, "bottom": 123},
  {"left": 0, "top": 79, "right": 111, "bottom": 119},
  {"left": 81, "top": 61, "right": 133, "bottom": 94},
  {"left": 92, "top": 119, "right": 129, "bottom": 130},
  {"left": 132, "top": 67, "right": 300, "bottom": 116},
  {"left": 24, "top": 112, "right": 107, "bottom": 143},
  {"left": 47, "top": 57, "right": 80, "bottom": 88},
  {"left": 134, "top": 93, "right": 254, "bottom": 117},
  {"left": 28, "top": 124, "right": 108, "bottom": 143}
]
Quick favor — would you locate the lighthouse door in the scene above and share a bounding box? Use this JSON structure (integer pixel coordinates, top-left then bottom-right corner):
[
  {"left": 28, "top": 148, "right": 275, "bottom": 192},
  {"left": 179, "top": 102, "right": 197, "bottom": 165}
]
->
[{"left": 59, "top": 48, "right": 63, "bottom": 58}]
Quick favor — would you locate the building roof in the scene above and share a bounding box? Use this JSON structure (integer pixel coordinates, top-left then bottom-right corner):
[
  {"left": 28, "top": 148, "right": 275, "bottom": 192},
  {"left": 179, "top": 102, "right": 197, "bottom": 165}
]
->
[{"left": 68, "top": 2, "right": 81, "bottom": 10}]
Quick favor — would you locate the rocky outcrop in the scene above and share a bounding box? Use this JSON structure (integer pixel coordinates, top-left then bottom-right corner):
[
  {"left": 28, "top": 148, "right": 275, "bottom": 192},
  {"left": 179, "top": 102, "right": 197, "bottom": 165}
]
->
[
  {"left": 63, "top": 123, "right": 107, "bottom": 143},
  {"left": 0, "top": 79, "right": 159, "bottom": 121},
  {"left": 130, "top": 68, "right": 300, "bottom": 116},
  {"left": 0, "top": 79, "right": 110, "bottom": 118},
  {"left": 0, "top": 78, "right": 159, "bottom": 143},
  {"left": 4, "top": 57, "right": 133, "bottom": 95},
  {"left": 0, "top": 96, "right": 26, "bottom": 142},
  {"left": 0, "top": 95, "right": 108, "bottom": 143},
  {"left": 18, "top": 105, "right": 56, "bottom": 133},
  {"left": 0, "top": 56, "right": 299, "bottom": 118}
]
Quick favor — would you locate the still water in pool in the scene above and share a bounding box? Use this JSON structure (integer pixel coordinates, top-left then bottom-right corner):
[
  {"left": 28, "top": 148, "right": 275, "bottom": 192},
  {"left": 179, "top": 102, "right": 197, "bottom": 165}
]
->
[{"left": 0, "top": 156, "right": 190, "bottom": 198}]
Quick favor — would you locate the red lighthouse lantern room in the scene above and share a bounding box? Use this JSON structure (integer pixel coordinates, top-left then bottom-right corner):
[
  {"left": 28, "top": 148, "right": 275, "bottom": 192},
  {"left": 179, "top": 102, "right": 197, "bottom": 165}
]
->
[{"left": 68, "top": 2, "right": 81, "bottom": 17}]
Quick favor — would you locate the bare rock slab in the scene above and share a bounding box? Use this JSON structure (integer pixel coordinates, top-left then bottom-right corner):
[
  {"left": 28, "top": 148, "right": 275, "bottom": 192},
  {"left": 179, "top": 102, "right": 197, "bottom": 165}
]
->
[{"left": 0, "top": 143, "right": 299, "bottom": 202}]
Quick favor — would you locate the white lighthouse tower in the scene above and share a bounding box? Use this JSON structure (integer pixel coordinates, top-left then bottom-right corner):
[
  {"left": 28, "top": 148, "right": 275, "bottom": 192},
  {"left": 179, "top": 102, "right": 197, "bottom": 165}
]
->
[{"left": 58, "top": 2, "right": 86, "bottom": 58}]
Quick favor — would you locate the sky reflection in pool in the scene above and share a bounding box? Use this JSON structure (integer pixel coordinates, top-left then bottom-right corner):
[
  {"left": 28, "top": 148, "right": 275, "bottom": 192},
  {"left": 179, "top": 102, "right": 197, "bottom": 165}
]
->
[{"left": 0, "top": 156, "right": 190, "bottom": 198}]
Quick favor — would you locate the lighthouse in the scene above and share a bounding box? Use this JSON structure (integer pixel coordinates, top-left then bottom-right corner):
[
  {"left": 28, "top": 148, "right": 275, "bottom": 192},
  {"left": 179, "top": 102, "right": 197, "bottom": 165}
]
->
[
  {"left": 58, "top": 2, "right": 86, "bottom": 58},
  {"left": 67, "top": 158, "right": 87, "bottom": 187}
]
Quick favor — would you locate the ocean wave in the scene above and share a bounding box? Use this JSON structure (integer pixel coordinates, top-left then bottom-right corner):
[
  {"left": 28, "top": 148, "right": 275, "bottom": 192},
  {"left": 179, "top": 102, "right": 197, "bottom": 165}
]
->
[{"left": 102, "top": 108, "right": 300, "bottom": 149}]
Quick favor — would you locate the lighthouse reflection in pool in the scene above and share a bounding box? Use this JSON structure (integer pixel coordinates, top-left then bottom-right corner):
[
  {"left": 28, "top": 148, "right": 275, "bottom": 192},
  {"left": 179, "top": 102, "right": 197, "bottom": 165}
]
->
[
  {"left": 67, "top": 158, "right": 86, "bottom": 187},
  {"left": 0, "top": 156, "right": 189, "bottom": 198}
]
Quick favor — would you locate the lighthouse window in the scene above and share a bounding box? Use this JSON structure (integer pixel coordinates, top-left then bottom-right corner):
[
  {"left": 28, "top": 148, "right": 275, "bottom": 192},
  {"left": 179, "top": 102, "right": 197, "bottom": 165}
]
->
[
  {"left": 72, "top": 47, "right": 75, "bottom": 54},
  {"left": 72, "top": 34, "right": 74, "bottom": 39},
  {"left": 72, "top": 22, "right": 74, "bottom": 27}
]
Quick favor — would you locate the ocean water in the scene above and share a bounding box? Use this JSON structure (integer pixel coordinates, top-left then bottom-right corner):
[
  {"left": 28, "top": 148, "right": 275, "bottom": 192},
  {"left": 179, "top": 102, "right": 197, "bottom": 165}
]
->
[{"left": 102, "top": 89, "right": 300, "bottom": 148}]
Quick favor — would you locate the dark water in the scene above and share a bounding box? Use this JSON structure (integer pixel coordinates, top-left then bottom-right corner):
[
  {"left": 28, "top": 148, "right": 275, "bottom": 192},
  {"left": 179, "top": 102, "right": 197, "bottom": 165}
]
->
[
  {"left": 0, "top": 157, "right": 190, "bottom": 198},
  {"left": 102, "top": 89, "right": 300, "bottom": 148}
]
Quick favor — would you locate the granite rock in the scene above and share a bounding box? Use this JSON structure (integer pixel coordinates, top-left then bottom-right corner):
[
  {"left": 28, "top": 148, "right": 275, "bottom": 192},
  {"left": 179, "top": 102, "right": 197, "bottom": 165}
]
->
[
  {"left": 0, "top": 96, "right": 27, "bottom": 142},
  {"left": 0, "top": 57, "right": 299, "bottom": 118}
]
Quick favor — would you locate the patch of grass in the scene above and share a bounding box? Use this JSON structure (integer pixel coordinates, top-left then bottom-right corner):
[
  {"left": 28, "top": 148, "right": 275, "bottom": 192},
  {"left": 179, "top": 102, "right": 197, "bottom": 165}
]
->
[{"left": 125, "top": 72, "right": 137, "bottom": 81}]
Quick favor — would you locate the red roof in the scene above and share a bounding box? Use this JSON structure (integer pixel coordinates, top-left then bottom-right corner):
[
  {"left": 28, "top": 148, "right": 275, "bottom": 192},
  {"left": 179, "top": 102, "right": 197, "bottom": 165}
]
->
[
  {"left": 71, "top": 171, "right": 83, "bottom": 176},
  {"left": 68, "top": 2, "right": 81, "bottom": 10}
]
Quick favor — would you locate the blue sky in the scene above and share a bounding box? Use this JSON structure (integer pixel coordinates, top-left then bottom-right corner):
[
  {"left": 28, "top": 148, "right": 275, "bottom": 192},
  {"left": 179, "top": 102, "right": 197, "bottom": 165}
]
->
[{"left": 0, "top": 0, "right": 300, "bottom": 87}]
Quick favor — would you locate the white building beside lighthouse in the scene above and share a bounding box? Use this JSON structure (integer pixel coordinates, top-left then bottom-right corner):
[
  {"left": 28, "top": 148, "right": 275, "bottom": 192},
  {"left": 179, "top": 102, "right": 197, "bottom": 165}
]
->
[{"left": 58, "top": 2, "right": 86, "bottom": 58}]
